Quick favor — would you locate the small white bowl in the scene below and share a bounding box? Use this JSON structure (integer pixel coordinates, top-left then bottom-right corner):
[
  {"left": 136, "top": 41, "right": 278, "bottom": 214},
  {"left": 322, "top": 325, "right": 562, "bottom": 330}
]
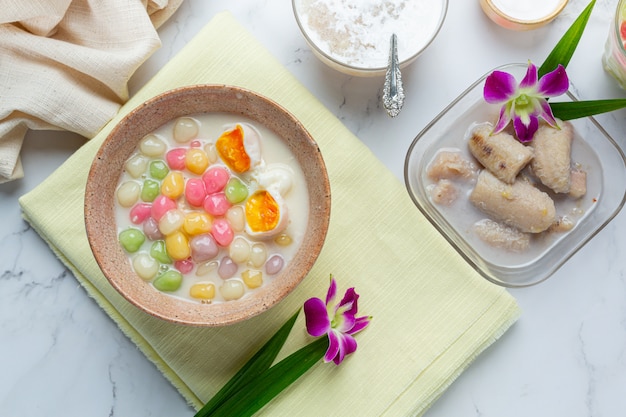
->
[{"left": 292, "top": 0, "right": 448, "bottom": 77}]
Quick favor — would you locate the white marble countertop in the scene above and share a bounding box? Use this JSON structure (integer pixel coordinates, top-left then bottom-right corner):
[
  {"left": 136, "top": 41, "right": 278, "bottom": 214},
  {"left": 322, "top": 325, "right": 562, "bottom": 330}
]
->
[{"left": 2, "top": 0, "right": 626, "bottom": 416}]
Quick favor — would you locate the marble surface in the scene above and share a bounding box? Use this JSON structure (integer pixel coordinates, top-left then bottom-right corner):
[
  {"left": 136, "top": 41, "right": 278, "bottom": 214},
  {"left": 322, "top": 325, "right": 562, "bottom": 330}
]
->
[{"left": 2, "top": 0, "right": 626, "bottom": 416}]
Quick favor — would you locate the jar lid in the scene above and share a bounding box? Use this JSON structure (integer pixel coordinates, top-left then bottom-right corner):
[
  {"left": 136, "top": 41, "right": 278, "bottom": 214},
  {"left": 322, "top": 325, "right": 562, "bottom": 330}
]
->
[{"left": 479, "top": 0, "right": 569, "bottom": 31}]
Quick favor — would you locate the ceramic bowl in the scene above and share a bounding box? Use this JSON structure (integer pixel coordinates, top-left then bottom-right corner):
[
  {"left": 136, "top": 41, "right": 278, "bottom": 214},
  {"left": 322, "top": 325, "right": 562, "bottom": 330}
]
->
[
  {"left": 292, "top": 0, "right": 448, "bottom": 77},
  {"left": 85, "top": 85, "right": 331, "bottom": 326},
  {"left": 404, "top": 63, "right": 626, "bottom": 287}
]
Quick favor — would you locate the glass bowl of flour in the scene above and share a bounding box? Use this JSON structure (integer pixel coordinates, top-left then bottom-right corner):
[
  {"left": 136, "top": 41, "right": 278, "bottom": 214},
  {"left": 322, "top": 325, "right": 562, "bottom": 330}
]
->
[{"left": 292, "top": 0, "right": 448, "bottom": 77}]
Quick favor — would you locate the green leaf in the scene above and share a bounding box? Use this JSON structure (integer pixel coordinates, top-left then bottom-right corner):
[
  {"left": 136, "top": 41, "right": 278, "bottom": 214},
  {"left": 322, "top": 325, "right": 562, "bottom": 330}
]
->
[
  {"left": 208, "top": 337, "right": 328, "bottom": 417},
  {"left": 538, "top": 0, "right": 596, "bottom": 78},
  {"left": 538, "top": 1, "right": 626, "bottom": 119},
  {"left": 551, "top": 99, "right": 626, "bottom": 120},
  {"left": 194, "top": 310, "right": 301, "bottom": 417}
]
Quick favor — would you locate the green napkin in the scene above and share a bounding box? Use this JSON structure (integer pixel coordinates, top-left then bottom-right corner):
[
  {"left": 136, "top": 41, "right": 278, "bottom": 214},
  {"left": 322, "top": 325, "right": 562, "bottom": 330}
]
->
[{"left": 19, "top": 11, "right": 520, "bottom": 416}]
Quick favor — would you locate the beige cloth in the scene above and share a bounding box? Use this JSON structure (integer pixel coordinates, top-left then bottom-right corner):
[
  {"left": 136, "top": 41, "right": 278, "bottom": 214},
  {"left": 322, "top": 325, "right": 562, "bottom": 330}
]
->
[{"left": 0, "top": 0, "right": 182, "bottom": 182}]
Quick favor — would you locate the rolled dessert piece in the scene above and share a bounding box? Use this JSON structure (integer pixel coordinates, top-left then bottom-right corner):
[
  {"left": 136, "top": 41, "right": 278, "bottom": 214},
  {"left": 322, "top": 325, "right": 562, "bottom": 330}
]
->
[
  {"left": 468, "top": 123, "right": 533, "bottom": 184},
  {"left": 548, "top": 215, "right": 576, "bottom": 233},
  {"left": 568, "top": 168, "right": 587, "bottom": 199},
  {"left": 473, "top": 218, "right": 530, "bottom": 251},
  {"left": 427, "top": 149, "right": 477, "bottom": 181},
  {"left": 429, "top": 179, "right": 458, "bottom": 206},
  {"left": 469, "top": 170, "right": 556, "bottom": 233},
  {"left": 530, "top": 121, "right": 573, "bottom": 193}
]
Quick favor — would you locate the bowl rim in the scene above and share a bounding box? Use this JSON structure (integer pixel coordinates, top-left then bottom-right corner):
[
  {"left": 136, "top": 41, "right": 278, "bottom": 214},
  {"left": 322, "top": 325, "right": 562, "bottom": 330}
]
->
[{"left": 85, "top": 84, "right": 331, "bottom": 326}]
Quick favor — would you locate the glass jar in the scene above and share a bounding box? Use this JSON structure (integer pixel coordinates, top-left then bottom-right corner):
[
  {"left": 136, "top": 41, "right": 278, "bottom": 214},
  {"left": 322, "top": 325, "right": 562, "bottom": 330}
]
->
[
  {"left": 602, "top": 0, "right": 626, "bottom": 89},
  {"left": 479, "top": 0, "right": 568, "bottom": 31}
]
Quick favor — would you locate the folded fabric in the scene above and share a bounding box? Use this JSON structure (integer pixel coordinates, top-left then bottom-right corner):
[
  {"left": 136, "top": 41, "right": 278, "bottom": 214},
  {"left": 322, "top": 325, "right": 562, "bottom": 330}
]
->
[
  {"left": 19, "top": 11, "right": 520, "bottom": 416},
  {"left": 0, "top": 0, "right": 182, "bottom": 183}
]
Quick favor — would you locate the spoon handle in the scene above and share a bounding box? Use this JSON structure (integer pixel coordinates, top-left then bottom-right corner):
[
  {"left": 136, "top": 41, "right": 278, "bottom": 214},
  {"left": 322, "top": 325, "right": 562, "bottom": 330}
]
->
[{"left": 383, "top": 33, "right": 405, "bottom": 118}]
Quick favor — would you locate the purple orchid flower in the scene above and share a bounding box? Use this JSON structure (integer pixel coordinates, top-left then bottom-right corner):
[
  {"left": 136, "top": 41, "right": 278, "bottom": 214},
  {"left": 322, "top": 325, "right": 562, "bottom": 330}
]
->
[
  {"left": 483, "top": 61, "right": 569, "bottom": 142},
  {"left": 303, "top": 276, "right": 371, "bottom": 365}
]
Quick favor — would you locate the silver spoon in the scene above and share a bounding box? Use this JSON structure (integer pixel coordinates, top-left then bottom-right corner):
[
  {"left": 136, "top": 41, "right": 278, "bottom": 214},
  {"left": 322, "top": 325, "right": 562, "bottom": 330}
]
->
[{"left": 382, "top": 33, "right": 404, "bottom": 118}]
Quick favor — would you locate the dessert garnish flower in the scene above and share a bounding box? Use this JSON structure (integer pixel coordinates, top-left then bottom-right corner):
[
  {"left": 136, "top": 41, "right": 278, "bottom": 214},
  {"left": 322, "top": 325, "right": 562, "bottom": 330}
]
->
[
  {"left": 484, "top": 61, "right": 569, "bottom": 142},
  {"left": 195, "top": 275, "right": 371, "bottom": 417},
  {"left": 304, "top": 275, "right": 371, "bottom": 365},
  {"left": 482, "top": 0, "right": 626, "bottom": 143}
]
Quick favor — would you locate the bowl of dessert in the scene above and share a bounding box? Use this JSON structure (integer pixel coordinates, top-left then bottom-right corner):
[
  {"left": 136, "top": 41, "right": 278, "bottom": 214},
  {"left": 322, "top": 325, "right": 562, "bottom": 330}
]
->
[{"left": 85, "top": 85, "right": 331, "bottom": 325}]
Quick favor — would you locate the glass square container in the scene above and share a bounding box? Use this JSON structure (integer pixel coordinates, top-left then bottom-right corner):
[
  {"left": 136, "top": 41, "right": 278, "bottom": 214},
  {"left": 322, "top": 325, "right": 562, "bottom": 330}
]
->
[{"left": 404, "top": 63, "right": 626, "bottom": 287}]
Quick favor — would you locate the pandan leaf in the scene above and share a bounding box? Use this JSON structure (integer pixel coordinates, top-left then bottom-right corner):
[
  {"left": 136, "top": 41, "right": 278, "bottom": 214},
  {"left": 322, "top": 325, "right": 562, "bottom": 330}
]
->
[
  {"left": 551, "top": 99, "right": 626, "bottom": 120},
  {"left": 208, "top": 337, "right": 328, "bottom": 417},
  {"left": 539, "top": 0, "right": 596, "bottom": 77},
  {"left": 194, "top": 310, "right": 301, "bottom": 417},
  {"left": 539, "top": 0, "right": 626, "bottom": 120}
]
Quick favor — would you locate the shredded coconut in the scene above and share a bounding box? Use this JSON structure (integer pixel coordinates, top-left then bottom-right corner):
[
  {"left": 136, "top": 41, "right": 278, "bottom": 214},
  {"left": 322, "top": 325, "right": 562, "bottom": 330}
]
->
[{"left": 296, "top": 0, "right": 445, "bottom": 69}]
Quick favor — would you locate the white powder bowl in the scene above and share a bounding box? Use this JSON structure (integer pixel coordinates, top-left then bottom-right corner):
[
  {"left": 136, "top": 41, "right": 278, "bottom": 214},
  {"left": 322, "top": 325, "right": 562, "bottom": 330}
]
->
[{"left": 292, "top": 0, "right": 448, "bottom": 77}]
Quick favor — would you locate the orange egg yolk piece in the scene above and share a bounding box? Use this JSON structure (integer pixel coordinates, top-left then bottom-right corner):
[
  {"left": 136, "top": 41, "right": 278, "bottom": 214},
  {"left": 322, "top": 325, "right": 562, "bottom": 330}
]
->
[
  {"left": 216, "top": 124, "right": 250, "bottom": 173},
  {"left": 245, "top": 190, "right": 280, "bottom": 233}
]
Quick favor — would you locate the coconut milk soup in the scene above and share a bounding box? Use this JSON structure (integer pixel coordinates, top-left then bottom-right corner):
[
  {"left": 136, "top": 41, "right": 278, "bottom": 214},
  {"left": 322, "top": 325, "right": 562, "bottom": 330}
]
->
[{"left": 114, "top": 113, "right": 310, "bottom": 304}]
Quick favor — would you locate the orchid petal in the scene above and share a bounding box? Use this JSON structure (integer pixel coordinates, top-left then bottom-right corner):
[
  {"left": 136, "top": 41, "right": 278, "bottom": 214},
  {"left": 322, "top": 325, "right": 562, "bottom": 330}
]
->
[
  {"left": 347, "top": 315, "right": 371, "bottom": 335},
  {"left": 513, "top": 115, "right": 539, "bottom": 142},
  {"left": 517, "top": 107, "right": 531, "bottom": 126},
  {"left": 304, "top": 298, "right": 331, "bottom": 337},
  {"left": 519, "top": 62, "right": 538, "bottom": 89},
  {"left": 337, "top": 288, "right": 359, "bottom": 316},
  {"left": 493, "top": 102, "right": 513, "bottom": 133},
  {"left": 324, "top": 331, "right": 340, "bottom": 363},
  {"left": 333, "top": 333, "right": 358, "bottom": 365},
  {"left": 340, "top": 333, "right": 358, "bottom": 356},
  {"left": 308, "top": 276, "right": 371, "bottom": 366},
  {"left": 335, "top": 311, "right": 356, "bottom": 333},
  {"left": 484, "top": 70, "right": 517, "bottom": 103},
  {"left": 537, "top": 64, "right": 569, "bottom": 97},
  {"left": 325, "top": 276, "right": 337, "bottom": 306},
  {"left": 539, "top": 101, "right": 559, "bottom": 128}
]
